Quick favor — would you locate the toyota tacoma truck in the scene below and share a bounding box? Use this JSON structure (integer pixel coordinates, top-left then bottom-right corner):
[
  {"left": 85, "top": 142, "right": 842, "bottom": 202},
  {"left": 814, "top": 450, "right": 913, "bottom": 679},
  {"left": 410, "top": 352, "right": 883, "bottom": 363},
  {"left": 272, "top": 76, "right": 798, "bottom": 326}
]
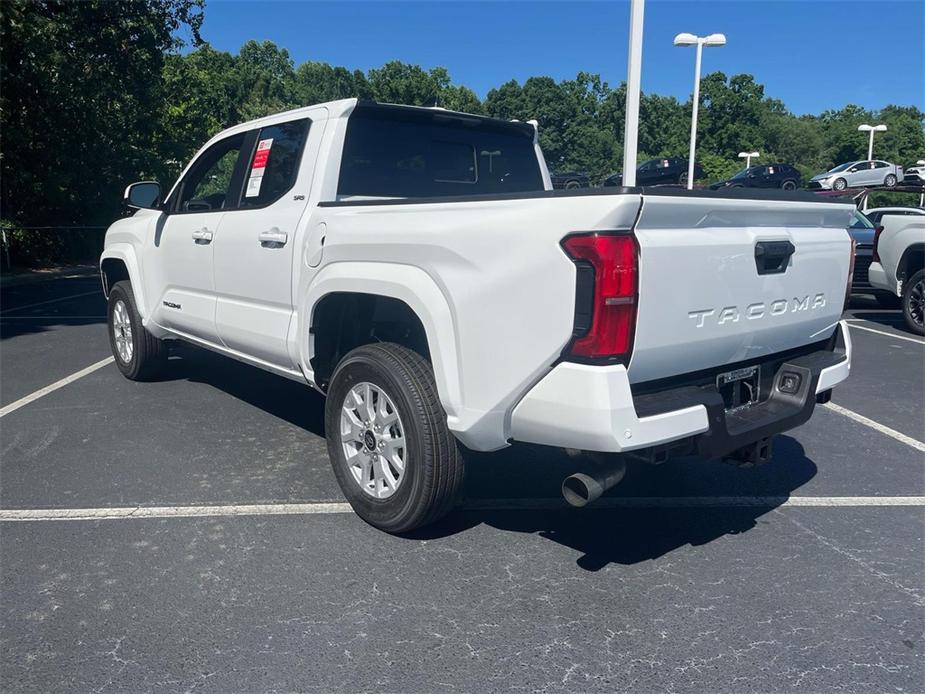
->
[{"left": 101, "top": 100, "right": 854, "bottom": 532}]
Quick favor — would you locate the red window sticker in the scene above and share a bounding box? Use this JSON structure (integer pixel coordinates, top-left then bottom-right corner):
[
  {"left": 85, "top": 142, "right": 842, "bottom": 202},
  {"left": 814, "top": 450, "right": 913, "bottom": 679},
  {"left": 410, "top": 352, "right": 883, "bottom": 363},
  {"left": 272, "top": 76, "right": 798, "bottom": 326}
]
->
[{"left": 252, "top": 138, "right": 273, "bottom": 170}]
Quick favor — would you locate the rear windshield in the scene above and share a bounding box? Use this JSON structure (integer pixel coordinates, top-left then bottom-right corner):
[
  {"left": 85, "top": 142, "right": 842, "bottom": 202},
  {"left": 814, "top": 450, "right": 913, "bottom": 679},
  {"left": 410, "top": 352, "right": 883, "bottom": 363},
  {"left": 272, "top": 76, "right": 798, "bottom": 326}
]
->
[{"left": 337, "top": 105, "right": 544, "bottom": 198}]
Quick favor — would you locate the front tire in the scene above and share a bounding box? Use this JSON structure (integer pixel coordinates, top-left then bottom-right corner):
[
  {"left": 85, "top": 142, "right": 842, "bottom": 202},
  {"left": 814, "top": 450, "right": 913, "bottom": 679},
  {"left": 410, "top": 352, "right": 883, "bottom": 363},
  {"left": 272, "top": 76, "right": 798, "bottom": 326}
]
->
[
  {"left": 324, "top": 343, "right": 465, "bottom": 533},
  {"left": 781, "top": 179, "right": 797, "bottom": 191},
  {"left": 833, "top": 178, "right": 847, "bottom": 191},
  {"left": 107, "top": 281, "right": 167, "bottom": 380},
  {"left": 902, "top": 269, "right": 925, "bottom": 335},
  {"left": 564, "top": 179, "right": 581, "bottom": 190}
]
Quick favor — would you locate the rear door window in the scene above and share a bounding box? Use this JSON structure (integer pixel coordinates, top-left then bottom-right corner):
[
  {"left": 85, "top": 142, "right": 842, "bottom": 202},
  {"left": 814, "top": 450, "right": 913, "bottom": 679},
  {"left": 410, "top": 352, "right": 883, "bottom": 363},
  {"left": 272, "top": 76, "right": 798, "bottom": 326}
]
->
[
  {"left": 337, "top": 106, "right": 543, "bottom": 198},
  {"left": 240, "top": 118, "right": 310, "bottom": 208}
]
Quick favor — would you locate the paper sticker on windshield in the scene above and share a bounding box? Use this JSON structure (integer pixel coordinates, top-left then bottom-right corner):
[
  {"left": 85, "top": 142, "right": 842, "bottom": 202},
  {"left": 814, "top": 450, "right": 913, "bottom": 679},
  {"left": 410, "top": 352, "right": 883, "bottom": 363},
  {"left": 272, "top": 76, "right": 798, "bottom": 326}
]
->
[
  {"left": 245, "top": 139, "right": 273, "bottom": 197},
  {"left": 245, "top": 175, "right": 263, "bottom": 198},
  {"left": 252, "top": 138, "right": 273, "bottom": 170}
]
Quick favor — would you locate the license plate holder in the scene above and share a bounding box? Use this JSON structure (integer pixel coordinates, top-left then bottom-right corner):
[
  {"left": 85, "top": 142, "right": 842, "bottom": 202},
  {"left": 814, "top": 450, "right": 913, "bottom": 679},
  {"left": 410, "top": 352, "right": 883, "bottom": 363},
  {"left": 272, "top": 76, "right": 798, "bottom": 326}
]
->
[{"left": 716, "top": 366, "right": 760, "bottom": 412}]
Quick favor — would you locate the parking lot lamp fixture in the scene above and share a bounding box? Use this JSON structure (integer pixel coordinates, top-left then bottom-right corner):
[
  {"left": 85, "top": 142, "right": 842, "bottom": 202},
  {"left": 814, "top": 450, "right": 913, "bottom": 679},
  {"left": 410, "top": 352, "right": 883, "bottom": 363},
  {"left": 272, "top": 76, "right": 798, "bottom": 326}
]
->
[
  {"left": 738, "top": 151, "right": 759, "bottom": 168},
  {"left": 675, "top": 32, "right": 726, "bottom": 189},
  {"left": 858, "top": 124, "right": 887, "bottom": 160}
]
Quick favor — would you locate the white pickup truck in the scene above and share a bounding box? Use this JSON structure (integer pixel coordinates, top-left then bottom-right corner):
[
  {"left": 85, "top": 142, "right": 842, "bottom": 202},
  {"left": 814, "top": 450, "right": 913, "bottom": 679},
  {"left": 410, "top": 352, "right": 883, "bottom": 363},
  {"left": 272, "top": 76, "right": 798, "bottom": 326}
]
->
[
  {"left": 866, "top": 211, "right": 925, "bottom": 335},
  {"left": 102, "top": 99, "right": 854, "bottom": 532}
]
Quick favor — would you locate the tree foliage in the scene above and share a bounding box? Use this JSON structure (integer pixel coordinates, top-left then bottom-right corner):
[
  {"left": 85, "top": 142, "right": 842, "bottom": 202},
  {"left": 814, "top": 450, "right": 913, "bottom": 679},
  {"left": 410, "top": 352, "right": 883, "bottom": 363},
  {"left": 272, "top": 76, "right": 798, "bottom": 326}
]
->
[
  {"left": 2, "top": 2, "right": 923, "bottom": 230},
  {"left": 0, "top": 0, "right": 205, "bottom": 226}
]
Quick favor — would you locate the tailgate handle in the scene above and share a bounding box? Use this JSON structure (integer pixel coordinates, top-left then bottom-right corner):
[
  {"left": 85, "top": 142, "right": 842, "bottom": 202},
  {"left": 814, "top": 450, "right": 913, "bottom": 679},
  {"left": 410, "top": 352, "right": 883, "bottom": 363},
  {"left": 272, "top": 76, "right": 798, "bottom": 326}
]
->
[{"left": 754, "top": 240, "right": 795, "bottom": 275}]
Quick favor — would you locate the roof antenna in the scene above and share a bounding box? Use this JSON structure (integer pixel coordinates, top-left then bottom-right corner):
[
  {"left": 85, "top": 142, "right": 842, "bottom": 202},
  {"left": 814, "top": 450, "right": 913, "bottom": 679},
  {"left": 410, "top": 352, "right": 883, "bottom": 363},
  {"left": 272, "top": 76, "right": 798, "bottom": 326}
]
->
[{"left": 422, "top": 95, "right": 439, "bottom": 108}]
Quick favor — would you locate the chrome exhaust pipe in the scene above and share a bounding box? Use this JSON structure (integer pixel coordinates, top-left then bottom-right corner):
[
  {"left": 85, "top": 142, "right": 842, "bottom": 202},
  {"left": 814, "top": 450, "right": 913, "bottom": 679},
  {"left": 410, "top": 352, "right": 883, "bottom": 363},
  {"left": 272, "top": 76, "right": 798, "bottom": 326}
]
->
[{"left": 561, "top": 457, "right": 627, "bottom": 508}]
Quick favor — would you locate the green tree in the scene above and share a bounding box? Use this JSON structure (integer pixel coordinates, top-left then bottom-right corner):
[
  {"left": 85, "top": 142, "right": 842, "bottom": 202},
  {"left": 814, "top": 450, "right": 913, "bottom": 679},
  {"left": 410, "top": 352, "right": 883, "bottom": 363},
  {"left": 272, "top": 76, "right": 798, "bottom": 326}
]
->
[
  {"left": 293, "top": 61, "right": 372, "bottom": 105},
  {"left": 0, "top": 0, "right": 204, "bottom": 226},
  {"left": 368, "top": 61, "right": 466, "bottom": 108}
]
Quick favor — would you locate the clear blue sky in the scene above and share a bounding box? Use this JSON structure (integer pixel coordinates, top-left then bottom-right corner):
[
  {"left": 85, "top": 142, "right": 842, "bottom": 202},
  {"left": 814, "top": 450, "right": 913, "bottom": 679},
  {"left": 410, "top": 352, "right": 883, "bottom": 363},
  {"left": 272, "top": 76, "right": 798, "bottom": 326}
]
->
[{"left": 198, "top": 0, "right": 924, "bottom": 115}]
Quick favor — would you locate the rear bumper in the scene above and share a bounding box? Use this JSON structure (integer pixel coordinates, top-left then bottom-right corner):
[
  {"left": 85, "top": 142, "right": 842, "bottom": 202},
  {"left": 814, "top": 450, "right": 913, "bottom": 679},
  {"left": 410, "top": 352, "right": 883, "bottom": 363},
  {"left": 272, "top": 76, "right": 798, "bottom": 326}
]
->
[
  {"left": 867, "top": 261, "right": 896, "bottom": 294},
  {"left": 510, "top": 321, "right": 851, "bottom": 457}
]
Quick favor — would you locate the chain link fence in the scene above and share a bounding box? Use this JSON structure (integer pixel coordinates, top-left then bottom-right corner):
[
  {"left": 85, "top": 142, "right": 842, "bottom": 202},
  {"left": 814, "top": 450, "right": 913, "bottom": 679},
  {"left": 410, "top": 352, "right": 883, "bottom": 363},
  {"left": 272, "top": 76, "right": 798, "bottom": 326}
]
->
[{"left": 0, "top": 225, "right": 107, "bottom": 270}]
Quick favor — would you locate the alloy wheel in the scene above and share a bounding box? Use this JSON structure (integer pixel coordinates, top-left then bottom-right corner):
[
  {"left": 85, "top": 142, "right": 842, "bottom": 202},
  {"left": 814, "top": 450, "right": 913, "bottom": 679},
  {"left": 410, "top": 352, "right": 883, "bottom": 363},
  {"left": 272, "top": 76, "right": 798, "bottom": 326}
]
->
[
  {"left": 111, "top": 299, "right": 133, "bottom": 363},
  {"left": 910, "top": 277, "right": 925, "bottom": 329},
  {"left": 339, "top": 382, "right": 406, "bottom": 499}
]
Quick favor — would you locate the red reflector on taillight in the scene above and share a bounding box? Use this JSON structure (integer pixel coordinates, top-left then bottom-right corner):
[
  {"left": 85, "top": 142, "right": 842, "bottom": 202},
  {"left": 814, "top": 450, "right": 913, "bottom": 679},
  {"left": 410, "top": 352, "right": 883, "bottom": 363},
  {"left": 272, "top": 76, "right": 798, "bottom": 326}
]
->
[
  {"left": 872, "top": 225, "right": 884, "bottom": 262},
  {"left": 562, "top": 233, "right": 638, "bottom": 361}
]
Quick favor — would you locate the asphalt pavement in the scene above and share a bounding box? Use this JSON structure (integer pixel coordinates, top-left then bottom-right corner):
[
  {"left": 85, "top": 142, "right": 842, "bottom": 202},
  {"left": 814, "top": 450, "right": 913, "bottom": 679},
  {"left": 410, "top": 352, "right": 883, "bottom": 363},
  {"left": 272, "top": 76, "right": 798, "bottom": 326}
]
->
[{"left": 1, "top": 279, "right": 923, "bottom": 693}]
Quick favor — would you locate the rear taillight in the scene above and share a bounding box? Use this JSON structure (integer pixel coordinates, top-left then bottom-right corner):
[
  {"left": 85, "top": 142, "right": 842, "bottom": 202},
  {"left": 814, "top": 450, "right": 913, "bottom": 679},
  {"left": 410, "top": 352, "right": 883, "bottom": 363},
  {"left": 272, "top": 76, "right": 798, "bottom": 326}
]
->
[
  {"left": 872, "top": 225, "right": 884, "bottom": 262},
  {"left": 844, "top": 237, "right": 856, "bottom": 311},
  {"left": 561, "top": 232, "right": 638, "bottom": 362}
]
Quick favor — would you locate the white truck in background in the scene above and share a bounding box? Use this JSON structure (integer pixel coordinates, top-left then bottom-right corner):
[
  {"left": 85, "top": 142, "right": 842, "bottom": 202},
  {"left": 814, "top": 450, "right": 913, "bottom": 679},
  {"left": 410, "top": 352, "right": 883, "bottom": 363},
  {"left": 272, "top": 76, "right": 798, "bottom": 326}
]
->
[
  {"left": 101, "top": 99, "right": 854, "bottom": 532},
  {"left": 867, "top": 211, "right": 925, "bottom": 334}
]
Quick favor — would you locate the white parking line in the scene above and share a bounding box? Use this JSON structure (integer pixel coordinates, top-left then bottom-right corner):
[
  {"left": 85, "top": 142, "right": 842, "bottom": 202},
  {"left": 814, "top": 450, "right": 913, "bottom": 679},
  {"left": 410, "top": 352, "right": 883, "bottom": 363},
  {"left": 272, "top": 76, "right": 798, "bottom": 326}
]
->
[
  {"left": 845, "top": 322, "right": 925, "bottom": 344},
  {"left": 823, "top": 402, "right": 925, "bottom": 453},
  {"left": 0, "top": 356, "right": 114, "bottom": 418},
  {"left": 1, "top": 496, "right": 923, "bottom": 521},
  {"left": 0, "top": 290, "right": 102, "bottom": 314},
  {"left": 0, "top": 315, "right": 105, "bottom": 320},
  {"left": 0, "top": 289, "right": 103, "bottom": 314}
]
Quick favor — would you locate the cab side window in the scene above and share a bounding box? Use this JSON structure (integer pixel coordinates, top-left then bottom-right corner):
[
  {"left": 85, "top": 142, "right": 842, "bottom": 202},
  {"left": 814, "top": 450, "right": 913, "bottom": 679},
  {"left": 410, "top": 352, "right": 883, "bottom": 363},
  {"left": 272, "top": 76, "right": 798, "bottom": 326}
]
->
[
  {"left": 175, "top": 134, "right": 246, "bottom": 212},
  {"left": 240, "top": 119, "right": 310, "bottom": 208}
]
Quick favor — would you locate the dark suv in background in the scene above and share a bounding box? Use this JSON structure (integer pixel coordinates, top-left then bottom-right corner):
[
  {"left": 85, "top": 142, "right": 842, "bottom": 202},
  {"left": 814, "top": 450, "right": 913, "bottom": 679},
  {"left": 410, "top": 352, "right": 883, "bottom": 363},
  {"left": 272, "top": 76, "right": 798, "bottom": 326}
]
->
[
  {"left": 603, "top": 157, "right": 704, "bottom": 187},
  {"left": 710, "top": 163, "right": 801, "bottom": 191},
  {"left": 548, "top": 170, "right": 591, "bottom": 189}
]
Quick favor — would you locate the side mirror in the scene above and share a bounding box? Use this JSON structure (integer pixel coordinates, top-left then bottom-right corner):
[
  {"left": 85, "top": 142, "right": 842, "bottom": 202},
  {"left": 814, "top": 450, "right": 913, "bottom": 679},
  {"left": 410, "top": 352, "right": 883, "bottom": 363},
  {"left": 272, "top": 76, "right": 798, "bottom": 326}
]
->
[{"left": 124, "top": 181, "right": 161, "bottom": 210}]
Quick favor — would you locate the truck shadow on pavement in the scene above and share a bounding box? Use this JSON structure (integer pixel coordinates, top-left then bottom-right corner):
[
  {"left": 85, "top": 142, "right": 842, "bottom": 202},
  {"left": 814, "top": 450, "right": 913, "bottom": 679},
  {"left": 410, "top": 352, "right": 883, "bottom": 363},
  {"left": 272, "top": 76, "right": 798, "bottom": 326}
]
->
[
  {"left": 421, "top": 437, "right": 818, "bottom": 571},
  {"left": 164, "top": 343, "right": 817, "bottom": 571}
]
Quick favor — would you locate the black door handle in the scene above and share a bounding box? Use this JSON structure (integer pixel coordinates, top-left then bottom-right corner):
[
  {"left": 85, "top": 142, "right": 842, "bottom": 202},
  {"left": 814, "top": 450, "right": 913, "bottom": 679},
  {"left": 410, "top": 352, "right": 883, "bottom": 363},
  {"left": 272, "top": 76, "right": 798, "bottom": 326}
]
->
[{"left": 755, "top": 240, "right": 795, "bottom": 275}]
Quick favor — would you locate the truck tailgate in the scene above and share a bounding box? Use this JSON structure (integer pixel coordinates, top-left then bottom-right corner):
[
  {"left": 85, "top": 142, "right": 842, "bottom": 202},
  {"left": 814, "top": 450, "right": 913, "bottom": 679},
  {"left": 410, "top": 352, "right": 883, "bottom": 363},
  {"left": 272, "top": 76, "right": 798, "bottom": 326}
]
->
[{"left": 628, "top": 194, "right": 854, "bottom": 383}]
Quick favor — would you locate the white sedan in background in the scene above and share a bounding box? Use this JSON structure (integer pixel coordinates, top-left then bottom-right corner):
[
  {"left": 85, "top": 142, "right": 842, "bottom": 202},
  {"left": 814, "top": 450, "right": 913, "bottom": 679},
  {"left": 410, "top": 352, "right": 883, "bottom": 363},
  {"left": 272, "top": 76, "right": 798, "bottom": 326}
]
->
[{"left": 809, "top": 160, "right": 904, "bottom": 191}]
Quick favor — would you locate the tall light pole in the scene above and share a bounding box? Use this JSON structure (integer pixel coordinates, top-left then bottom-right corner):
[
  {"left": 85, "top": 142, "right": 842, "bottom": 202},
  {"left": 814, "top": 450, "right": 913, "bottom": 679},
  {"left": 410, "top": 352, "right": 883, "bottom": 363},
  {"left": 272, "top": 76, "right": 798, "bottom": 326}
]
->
[
  {"left": 738, "top": 151, "right": 759, "bottom": 169},
  {"left": 622, "top": 0, "right": 645, "bottom": 187},
  {"left": 674, "top": 32, "right": 726, "bottom": 189},
  {"left": 858, "top": 124, "right": 887, "bottom": 160}
]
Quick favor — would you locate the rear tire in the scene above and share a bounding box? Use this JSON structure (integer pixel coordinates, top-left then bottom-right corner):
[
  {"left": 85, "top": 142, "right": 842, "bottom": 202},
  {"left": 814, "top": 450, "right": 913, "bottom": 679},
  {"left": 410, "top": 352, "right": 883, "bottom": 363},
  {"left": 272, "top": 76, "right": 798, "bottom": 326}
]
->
[
  {"left": 107, "top": 281, "right": 167, "bottom": 381},
  {"left": 324, "top": 343, "right": 465, "bottom": 533},
  {"left": 781, "top": 179, "right": 797, "bottom": 191},
  {"left": 884, "top": 173, "right": 897, "bottom": 187},
  {"left": 564, "top": 179, "right": 581, "bottom": 190},
  {"left": 902, "top": 269, "right": 925, "bottom": 335}
]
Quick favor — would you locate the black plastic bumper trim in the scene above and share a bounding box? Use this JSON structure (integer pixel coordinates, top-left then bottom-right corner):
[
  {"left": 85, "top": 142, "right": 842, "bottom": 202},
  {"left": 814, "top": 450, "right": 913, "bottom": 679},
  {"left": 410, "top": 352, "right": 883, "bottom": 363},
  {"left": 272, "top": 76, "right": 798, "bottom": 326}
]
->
[{"left": 631, "top": 326, "right": 848, "bottom": 461}]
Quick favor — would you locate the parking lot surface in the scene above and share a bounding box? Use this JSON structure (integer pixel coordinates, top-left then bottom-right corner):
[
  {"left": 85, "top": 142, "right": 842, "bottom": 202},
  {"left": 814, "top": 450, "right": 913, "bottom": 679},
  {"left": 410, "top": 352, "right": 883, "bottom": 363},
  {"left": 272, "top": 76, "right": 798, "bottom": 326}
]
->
[{"left": 1, "top": 279, "right": 923, "bottom": 692}]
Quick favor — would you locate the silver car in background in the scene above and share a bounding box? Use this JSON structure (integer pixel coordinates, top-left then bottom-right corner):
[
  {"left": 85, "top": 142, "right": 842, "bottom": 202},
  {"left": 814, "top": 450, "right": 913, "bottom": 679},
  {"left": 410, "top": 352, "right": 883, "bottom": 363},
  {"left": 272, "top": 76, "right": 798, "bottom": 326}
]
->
[{"left": 809, "top": 160, "right": 904, "bottom": 191}]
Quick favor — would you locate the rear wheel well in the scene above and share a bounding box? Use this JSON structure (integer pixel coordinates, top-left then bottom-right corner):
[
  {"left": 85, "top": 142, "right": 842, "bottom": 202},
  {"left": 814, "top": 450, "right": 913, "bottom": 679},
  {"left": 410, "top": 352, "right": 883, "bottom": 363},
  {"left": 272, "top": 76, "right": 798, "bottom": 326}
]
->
[
  {"left": 310, "top": 293, "right": 430, "bottom": 391},
  {"left": 898, "top": 244, "right": 925, "bottom": 283},
  {"left": 100, "top": 258, "right": 130, "bottom": 296}
]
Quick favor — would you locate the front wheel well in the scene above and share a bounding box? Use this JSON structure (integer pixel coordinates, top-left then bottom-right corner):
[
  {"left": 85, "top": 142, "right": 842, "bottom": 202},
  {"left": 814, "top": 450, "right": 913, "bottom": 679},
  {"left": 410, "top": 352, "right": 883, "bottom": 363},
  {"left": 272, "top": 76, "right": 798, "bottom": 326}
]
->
[
  {"left": 310, "top": 292, "right": 430, "bottom": 391},
  {"left": 100, "top": 258, "right": 130, "bottom": 297}
]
